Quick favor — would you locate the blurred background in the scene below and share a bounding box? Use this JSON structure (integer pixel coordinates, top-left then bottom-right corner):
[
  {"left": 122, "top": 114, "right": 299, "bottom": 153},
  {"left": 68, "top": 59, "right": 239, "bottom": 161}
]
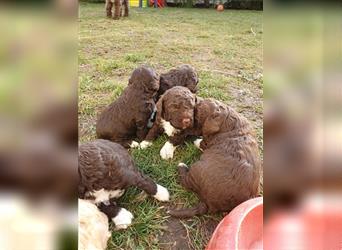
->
[
  {"left": 0, "top": 1, "right": 78, "bottom": 250},
  {"left": 264, "top": 1, "right": 342, "bottom": 249}
]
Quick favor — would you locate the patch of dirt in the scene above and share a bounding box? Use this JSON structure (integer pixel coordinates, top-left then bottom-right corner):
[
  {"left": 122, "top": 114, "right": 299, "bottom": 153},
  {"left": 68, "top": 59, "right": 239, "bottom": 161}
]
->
[
  {"left": 158, "top": 217, "right": 220, "bottom": 250},
  {"left": 159, "top": 217, "right": 190, "bottom": 250}
]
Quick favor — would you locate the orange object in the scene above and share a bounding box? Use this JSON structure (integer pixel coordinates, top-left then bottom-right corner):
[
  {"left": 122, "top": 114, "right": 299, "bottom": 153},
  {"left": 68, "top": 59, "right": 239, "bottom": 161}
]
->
[
  {"left": 217, "top": 4, "right": 224, "bottom": 11},
  {"left": 206, "top": 197, "right": 263, "bottom": 250}
]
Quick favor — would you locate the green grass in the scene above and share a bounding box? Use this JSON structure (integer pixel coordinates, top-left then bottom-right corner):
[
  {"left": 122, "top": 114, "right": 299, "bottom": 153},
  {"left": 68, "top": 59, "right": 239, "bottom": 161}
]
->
[{"left": 79, "top": 4, "right": 262, "bottom": 249}]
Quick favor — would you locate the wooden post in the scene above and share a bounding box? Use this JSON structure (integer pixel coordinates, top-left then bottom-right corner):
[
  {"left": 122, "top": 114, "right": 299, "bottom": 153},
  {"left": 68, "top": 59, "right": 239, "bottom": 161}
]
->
[{"left": 139, "top": 0, "right": 142, "bottom": 8}]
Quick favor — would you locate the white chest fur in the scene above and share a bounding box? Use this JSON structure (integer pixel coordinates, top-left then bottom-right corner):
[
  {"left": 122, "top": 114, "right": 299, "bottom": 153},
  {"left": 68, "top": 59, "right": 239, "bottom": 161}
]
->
[
  {"left": 161, "top": 119, "right": 180, "bottom": 137},
  {"left": 90, "top": 189, "right": 125, "bottom": 204}
]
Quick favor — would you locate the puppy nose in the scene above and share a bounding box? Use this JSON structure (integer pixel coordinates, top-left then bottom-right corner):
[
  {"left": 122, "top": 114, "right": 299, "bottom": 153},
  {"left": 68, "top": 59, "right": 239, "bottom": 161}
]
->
[{"left": 182, "top": 118, "right": 191, "bottom": 127}]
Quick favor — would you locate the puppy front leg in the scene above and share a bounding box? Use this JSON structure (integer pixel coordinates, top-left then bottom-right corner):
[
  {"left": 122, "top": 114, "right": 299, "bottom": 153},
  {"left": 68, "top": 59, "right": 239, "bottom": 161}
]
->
[
  {"left": 97, "top": 200, "right": 133, "bottom": 230},
  {"left": 132, "top": 171, "right": 170, "bottom": 202},
  {"left": 160, "top": 132, "right": 187, "bottom": 160},
  {"left": 139, "top": 121, "right": 163, "bottom": 149},
  {"left": 136, "top": 119, "right": 149, "bottom": 142}
]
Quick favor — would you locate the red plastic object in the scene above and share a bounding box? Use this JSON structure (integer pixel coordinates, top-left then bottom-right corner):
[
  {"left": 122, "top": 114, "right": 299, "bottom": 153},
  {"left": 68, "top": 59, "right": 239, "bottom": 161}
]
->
[
  {"left": 206, "top": 197, "right": 263, "bottom": 250},
  {"left": 149, "top": 0, "right": 165, "bottom": 7},
  {"left": 264, "top": 194, "right": 342, "bottom": 250}
]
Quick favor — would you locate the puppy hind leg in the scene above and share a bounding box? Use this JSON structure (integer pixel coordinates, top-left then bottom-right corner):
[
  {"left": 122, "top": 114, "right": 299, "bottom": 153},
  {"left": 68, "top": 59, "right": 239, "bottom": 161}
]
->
[
  {"left": 168, "top": 202, "right": 208, "bottom": 218},
  {"left": 177, "top": 163, "right": 194, "bottom": 191}
]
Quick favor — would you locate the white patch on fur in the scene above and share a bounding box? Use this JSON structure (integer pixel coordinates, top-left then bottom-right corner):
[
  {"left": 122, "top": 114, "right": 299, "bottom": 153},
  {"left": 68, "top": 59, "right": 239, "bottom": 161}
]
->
[
  {"left": 140, "top": 140, "right": 152, "bottom": 149},
  {"left": 78, "top": 199, "right": 110, "bottom": 250},
  {"left": 178, "top": 162, "right": 188, "bottom": 168},
  {"left": 193, "top": 138, "right": 203, "bottom": 149},
  {"left": 160, "top": 141, "right": 176, "bottom": 160},
  {"left": 112, "top": 208, "right": 133, "bottom": 230},
  {"left": 147, "top": 106, "right": 157, "bottom": 128},
  {"left": 161, "top": 119, "right": 180, "bottom": 137},
  {"left": 153, "top": 184, "right": 170, "bottom": 202},
  {"left": 130, "top": 141, "right": 140, "bottom": 148},
  {"left": 90, "top": 189, "right": 125, "bottom": 204}
]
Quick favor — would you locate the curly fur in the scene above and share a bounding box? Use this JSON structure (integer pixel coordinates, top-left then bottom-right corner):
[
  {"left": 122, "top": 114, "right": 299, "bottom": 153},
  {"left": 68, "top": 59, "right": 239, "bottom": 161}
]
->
[
  {"left": 96, "top": 66, "right": 159, "bottom": 148},
  {"left": 156, "top": 64, "right": 198, "bottom": 101}
]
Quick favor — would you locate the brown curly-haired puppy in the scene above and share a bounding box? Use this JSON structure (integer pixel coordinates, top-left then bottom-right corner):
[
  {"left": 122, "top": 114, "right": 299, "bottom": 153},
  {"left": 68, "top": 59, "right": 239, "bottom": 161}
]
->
[
  {"left": 106, "top": 0, "right": 129, "bottom": 20},
  {"left": 139, "top": 86, "right": 197, "bottom": 155},
  {"left": 96, "top": 66, "right": 159, "bottom": 148},
  {"left": 79, "top": 139, "right": 169, "bottom": 229},
  {"left": 172, "top": 98, "right": 260, "bottom": 217},
  {"left": 156, "top": 64, "right": 199, "bottom": 101},
  {"left": 140, "top": 87, "right": 260, "bottom": 217}
]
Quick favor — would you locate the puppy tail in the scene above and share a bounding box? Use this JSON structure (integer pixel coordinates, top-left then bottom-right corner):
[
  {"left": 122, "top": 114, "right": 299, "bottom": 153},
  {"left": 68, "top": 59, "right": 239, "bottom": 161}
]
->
[{"left": 168, "top": 202, "right": 208, "bottom": 218}]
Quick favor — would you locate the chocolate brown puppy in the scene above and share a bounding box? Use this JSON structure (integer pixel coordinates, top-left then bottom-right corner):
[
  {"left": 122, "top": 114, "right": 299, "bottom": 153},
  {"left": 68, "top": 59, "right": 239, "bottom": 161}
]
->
[
  {"left": 139, "top": 88, "right": 260, "bottom": 217},
  {"left": 156, "top": 64, "right": 198, "bottom": 101},
  {"left": 79, "top": 139, "right": 169, "bottom": 229},
  {"left": 167, "top": 99, "right": 261, "bottom": 217},
  {"left": 96, "top": 66, "right": 159, "bottom": 148},
  {"left": 139, "top": 86, "right": 197, "bottom": 158}
]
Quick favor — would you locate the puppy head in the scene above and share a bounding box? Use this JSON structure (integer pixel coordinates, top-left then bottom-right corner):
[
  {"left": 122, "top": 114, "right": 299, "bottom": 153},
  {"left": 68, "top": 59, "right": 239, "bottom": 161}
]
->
[
  {"left": 159, "top": 86, "right": 196, "bottom": 130},
  {"left": 202, "top": 108, "right": 226, "bottom": 137},
  {"left": 129, "top": 66, "right": 160, "bottom": 96},
  {"left": 177, "top": 64, "right": 199, "bottom": 93},
  {"left": 159, "top": 65, "right": 199, "bottom": 96}
]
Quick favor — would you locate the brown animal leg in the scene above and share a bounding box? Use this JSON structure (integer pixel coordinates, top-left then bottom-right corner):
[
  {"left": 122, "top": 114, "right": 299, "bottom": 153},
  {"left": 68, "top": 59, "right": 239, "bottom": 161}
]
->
[
  {"left": 105, "top": 0, "right": 113, "bottom": 18},
  {"left": 97, "top": 199, "right": 121, "bottom": 219},
  {"left": 177, "top": 163, "right": 194, "bottom": 191},
  {"left": 136, "top": 119, "right": 149, "bottom": 141},
  {"left": 113, "top": 0, "right": 121, "bottom": 20},
  {"left": 168, "top": 202, "right": 208, "bottom": 218},
  {"left": 131, "top": 171, "right": 158, "bottom": 196},
  {"left": 123, "top": 0, "right": 129, "bottom": 17},
  {"left": 145, "top": 123, "right": 163, "bottom": 141}
]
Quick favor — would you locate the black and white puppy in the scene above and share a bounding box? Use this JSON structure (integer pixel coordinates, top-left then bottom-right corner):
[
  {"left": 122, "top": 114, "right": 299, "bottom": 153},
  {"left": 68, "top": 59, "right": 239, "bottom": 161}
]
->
[{"left": 78, "top": 139, "right": 169, "bottom": 229}]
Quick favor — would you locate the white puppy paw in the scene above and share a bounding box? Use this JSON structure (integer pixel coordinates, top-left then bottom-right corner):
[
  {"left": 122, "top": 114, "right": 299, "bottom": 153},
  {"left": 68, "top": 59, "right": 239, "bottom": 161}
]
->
[
  {"left": 130, "top": 141, "right": 140, "bottom": 148},
  {"left": 160, "top": 141, "right": 176, "bottom": 160},
  {"left": 153, "top": 184, "right": 170, "bottom": 202},
  {"left": 112, "top": 208, "right": 133, "bottom": 230},
  {"left": 140, "top": 140, "right": 152, "bottom": 149},
  {"left": 193, "top": 138, "right": 203, "bottom": 150}
]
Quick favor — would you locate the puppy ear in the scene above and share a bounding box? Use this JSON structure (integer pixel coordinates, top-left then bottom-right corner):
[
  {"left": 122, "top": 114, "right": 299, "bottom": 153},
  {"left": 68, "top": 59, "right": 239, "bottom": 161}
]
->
[
  {"left": 202, "top": 111, "right": 223, "bottom": 137},
  {"left": 155, "top": 96, "right": 164, "bottom": 119}
]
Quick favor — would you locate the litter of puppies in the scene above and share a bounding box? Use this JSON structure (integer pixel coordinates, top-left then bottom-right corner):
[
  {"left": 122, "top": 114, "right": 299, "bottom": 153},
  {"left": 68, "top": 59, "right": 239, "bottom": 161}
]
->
[{"left": 78, "top": 65, "right": 261, "bottom": 250}]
